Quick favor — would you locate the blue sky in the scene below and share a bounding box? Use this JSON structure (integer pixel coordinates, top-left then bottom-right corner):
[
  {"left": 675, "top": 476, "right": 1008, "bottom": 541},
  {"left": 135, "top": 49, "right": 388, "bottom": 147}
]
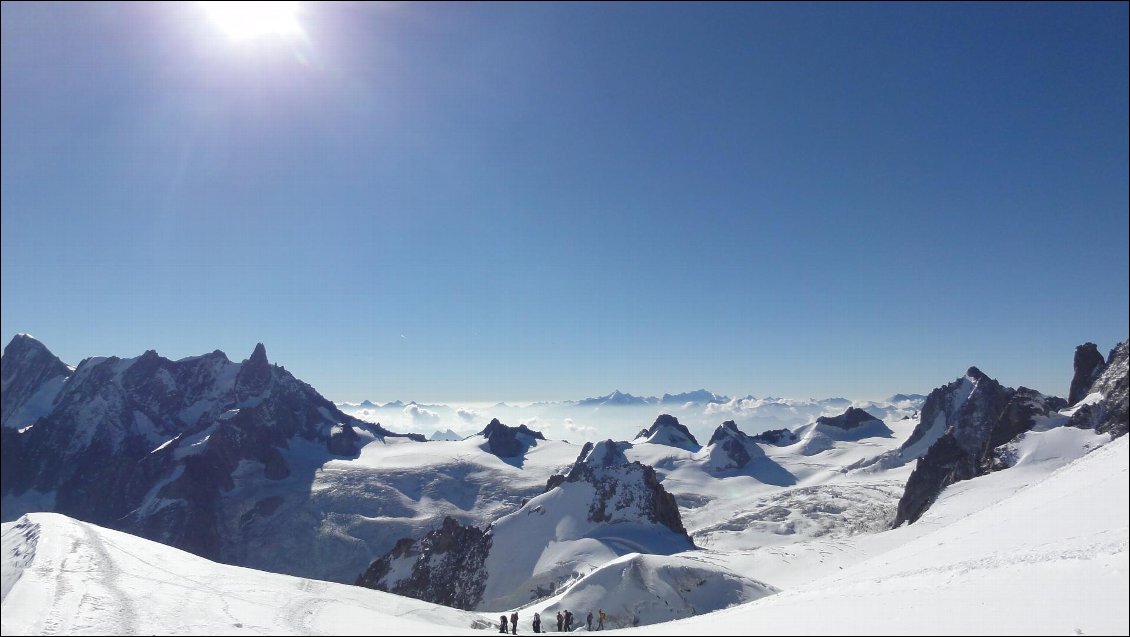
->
[{"left": 2, "top": 2, "right": 1127, "bottom": 403}]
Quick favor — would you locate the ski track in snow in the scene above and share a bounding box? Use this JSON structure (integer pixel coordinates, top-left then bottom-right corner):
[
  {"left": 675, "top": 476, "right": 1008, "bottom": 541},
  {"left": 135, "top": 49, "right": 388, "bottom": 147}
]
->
[
  {"left": 282, "top": 579, "right": 331, "bottom": 635},
  {"left": 40, "top": 521, "right": 137, "bottom": 636}
]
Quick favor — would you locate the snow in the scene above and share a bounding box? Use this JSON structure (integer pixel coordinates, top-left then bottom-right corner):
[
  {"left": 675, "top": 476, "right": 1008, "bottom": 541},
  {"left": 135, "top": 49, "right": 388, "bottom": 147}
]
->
[
  {"left": 534, "top": 552, "right": 777, "bottom": 629},
  {"left": 643, "top": 435, "right": 1129, "bottom": 636},
  {"left": 478, "top": 476, "right": 691, "bottom": 611},
  {"left": 220, "top": 435, "right": 579, "bottom": 584},
  {"left": 173, "top": 424, "right": 218, "bottom": 459},
  {"left": 4, "top": 434, "right": 1125, "bottom": 635},
  {"left": 2, "top": 375, "right": 66, "bottom": 430},
  {"left": 0, "top": 513, "right": 483, "bottom": 636}
]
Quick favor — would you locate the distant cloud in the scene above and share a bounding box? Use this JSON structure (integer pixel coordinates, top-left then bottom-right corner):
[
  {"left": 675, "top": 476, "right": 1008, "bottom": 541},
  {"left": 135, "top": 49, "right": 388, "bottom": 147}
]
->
[
  {"left": 353, "top": 409, "right": 380, "bottom": 423},
  {"left": 403, "top": 403, "right": 440, "bottom": 425},
  {"left": 562, "top": 418, "right": 598, "bottom": 439},
  {"left": 456, "top": 407, "right": 479, "bottom": 422}
]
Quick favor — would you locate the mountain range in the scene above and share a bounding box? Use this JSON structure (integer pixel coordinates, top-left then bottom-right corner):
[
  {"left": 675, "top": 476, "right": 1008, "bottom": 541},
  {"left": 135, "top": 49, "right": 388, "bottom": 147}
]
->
[{"left": 1, "top": 334, "right": 1126, "bottom": 633}]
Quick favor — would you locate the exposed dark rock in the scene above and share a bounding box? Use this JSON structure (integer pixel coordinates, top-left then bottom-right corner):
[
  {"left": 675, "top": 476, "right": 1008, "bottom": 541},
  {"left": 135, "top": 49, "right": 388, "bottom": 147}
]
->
[
  {"left": 356, "top": 516, "right": 491, "bottom": 611},
  {"left": 750, "top": 428, "right": 798, "bottom": 446},
  {"left": 1069, "top": 343, "right": 1108, "bottom": 406},
  {"left": 478, "top": 418, "right": 545, "bottom": 457},
  {"left": 636, "top": 414, "right": 700, "bottom": 449},
  {"left": 707, "top": 421, "right": 751, "bottom": 469},
  {"left": 1, "top": 334, "right": 70, "bottom": 428},
  {"left": 359, "top": 436, "right": 695, "bottom": 610},
  {"left": 235, "top": 343, "right": 272, "bottom": 401},
  {"left": 546, "top": 440, "right": 691, "bottom": 541},
  {"left": 1067, "top": 340, "right": 1128, "bottom": 438},
  {"left": 893, "top": 371, "right": 1070, "bottom": 527},
  {"left": 815, "top": 407, "right": 882, "bottom": 430},
  {"left": 901, "top": 367, "right": 994, "bottom": 455},
  {"left": 0, "top": 335, "right": 424, "bottom": 566}
]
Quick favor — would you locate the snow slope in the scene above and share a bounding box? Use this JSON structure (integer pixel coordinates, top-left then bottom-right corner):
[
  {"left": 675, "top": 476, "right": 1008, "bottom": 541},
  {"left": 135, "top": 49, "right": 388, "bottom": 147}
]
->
[
  {"left": 1, "top": 513, "right": 484, "bottom": 636},
  {"left": 644, "top": 435, "right": 1129, "bottom": 636},
  {"left": 246, "top": 434, "right": 579, "bottom": 583},
  {"left": 4, "top": 434, "right": 1124, "bottom": 635}
]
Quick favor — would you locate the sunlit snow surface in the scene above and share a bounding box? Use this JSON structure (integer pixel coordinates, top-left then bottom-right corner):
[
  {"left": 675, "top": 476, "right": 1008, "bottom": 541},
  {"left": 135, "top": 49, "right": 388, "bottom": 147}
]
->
[{"left": 3, "top": 435, "right": 1125, "bottom": 635}]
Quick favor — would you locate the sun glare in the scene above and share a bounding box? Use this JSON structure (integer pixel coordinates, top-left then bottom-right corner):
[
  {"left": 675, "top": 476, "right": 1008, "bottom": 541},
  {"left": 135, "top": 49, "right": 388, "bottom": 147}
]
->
[{"left": 201, "top": 1, "right": 302, "bottom": 42}]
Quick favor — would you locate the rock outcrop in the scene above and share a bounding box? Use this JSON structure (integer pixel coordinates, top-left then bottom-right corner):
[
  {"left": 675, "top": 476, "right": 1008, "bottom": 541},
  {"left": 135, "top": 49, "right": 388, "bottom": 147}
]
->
[
  {"left": 634, "top": 414, "right": 701, "bottom": 450},
  {"left": 355, "top": 516, "right": 491, "bottom": 610},
  {"left": 478, "top": 418, "right": 545, "bottom": 457},
  {"left": 1069, "top": 342, "right": 1108, "bottom": 406},
  {"left": 1067, "top": 340, "right": 1128, "bottom": 438},
  {"left": 358, "top": 438, "right": 694, "bottom": 610},
  {"left": 892, "top": 369, "right": 1062, "bottom": 527}
]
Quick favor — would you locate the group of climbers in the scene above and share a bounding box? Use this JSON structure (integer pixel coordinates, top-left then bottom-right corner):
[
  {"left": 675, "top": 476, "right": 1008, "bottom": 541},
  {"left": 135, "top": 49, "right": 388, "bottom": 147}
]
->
[{"left": 500, "top": 608, "right": 607, "bottom": 633}]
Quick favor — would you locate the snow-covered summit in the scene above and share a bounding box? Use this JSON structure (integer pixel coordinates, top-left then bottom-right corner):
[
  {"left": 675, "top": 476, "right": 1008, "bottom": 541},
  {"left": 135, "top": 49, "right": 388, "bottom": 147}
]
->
[
  {"left": 634, "top": 414, "right": 701, "bottom": 451},
  {"left": 360, "top": 432, "right": 693, "bottom": 612},
  {"left": 0, "top": 336, "right": 423, "bottom": 574},
  {"left": 476, "top": 418, "right": 545, "bottom": 457}
]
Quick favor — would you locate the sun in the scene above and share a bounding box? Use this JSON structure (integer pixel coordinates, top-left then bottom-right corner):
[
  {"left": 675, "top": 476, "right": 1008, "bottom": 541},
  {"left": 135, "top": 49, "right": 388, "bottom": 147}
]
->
[{"left": 200, "top": 1, "right": 302, "bottom": 42}]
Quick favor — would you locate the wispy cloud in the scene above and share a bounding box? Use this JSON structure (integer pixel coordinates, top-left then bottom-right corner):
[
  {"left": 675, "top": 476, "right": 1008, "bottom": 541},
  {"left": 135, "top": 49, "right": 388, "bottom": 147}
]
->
[{"left": 403, "top": 403, "right": 440, "bottom": 425}]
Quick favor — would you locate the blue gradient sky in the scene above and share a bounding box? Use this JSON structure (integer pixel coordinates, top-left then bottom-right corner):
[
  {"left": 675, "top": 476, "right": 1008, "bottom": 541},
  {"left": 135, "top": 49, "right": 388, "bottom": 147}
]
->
[{"left": 2, "top": 2, "right": 1127, "bottom": 402}]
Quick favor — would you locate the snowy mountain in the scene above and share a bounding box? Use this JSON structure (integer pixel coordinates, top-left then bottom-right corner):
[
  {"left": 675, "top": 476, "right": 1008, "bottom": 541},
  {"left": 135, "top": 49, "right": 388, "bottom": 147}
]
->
[
  {"left": 3, "top": 335, "right": 1126, "bottom": 635},
  {"left": 357, "top": 439, "right": 695, "bottom": 611},
  {"left": 337, "top": 390, "right": 926, "bottom": 445},
  {"left": 476, "top": 418, "right": 546, "bottom": 457},
  {"left": 0, "top": 337, "right": 577, "bottom": 586},
  {"left": 429, "top": 428, "right": 463, "bottom": 441},
  {"left": 4, "top": 435, "right": 1124, "bottom": 635},
  {"left": 659, "top": 389, "right": 729, "bottom": 405},
  {"left": 633, "top": 414, "right": 701, "bottom": 450},
  {"left": 0, "top": 339, "right": 432, "bottom": 573},
  {"left": 1, "top": 334, "right": 71, "bottom": 430},
  {"left": 576, "top": 389, "right": 656, "bottom": 407},
  {"left": 887, "top": 347, "right": 1129, "bottom": 528}
]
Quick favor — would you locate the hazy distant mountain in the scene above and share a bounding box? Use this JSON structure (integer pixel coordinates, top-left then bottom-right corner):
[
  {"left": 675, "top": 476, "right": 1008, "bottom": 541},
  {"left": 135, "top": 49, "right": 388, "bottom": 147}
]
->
[
  {"left": 660, "top": 389, "right": 730, "bottom": 404},
  {"left": 577, "top": 389, "right": 656, "bottom": 406}
]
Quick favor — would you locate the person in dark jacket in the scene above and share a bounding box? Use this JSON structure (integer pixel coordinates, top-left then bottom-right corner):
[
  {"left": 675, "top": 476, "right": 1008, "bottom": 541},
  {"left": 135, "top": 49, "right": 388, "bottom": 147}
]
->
[
  {"left": 500, "top": 615, "right": 508, "bottom": 633},
  {"left": 564, "top": 610, "right": 573, "bottom": 631},
  {"left": 586, "top": 612, "right": 593, "bottom": 630},
  {"left": 510, "top": 612, "right": 518, "bottom": 635},
  {"left": 532, "top": 612, "right": 541, "bottom": 633},
  {"left": 556, "top": 612, "right": 563, "bottom": 631}
]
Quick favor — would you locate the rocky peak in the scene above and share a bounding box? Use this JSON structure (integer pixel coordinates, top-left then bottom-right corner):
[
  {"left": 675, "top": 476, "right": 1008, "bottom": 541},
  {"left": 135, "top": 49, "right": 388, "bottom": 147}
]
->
[
  {"left": 815, "top": 407, "right": 881, "bottom": 430},
  {"left": 575, "top": 439, "right": 629, "bottom": 469},
  {"left": 1070, "top": 342, "right": 1109, "bottom": 406},
  {"left": 478, "top": 418, "right": 545, "bottom": 457},
  {"left": 707, "top": 420, "right": 745, "bottom": 446},
  {"left": 1067, "top": 340, "right": 1128, "bottom": 438},
  {"left": 544, "top": 443, "right": 691, "bottom": 542},
  {"left": 705, "top": 420, "right": 755, "bottom": 470},
  {"left": 2, "top": 338, "right": 426, "bottom": 569},
  {"left": 893, "top": 367, "right": 1019, "bottom": 527},
  {"left": 235, "top": 343, "right": 272, "bottom": 399},
  {"left": 2, "top": 334, "right": 72, "bottom": 428},
  {"left": 355, "top": 516, "right": 491, "bottom": 610},
  {"left": 636, "top": 414, "right": 701, "bottom": 450}
]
